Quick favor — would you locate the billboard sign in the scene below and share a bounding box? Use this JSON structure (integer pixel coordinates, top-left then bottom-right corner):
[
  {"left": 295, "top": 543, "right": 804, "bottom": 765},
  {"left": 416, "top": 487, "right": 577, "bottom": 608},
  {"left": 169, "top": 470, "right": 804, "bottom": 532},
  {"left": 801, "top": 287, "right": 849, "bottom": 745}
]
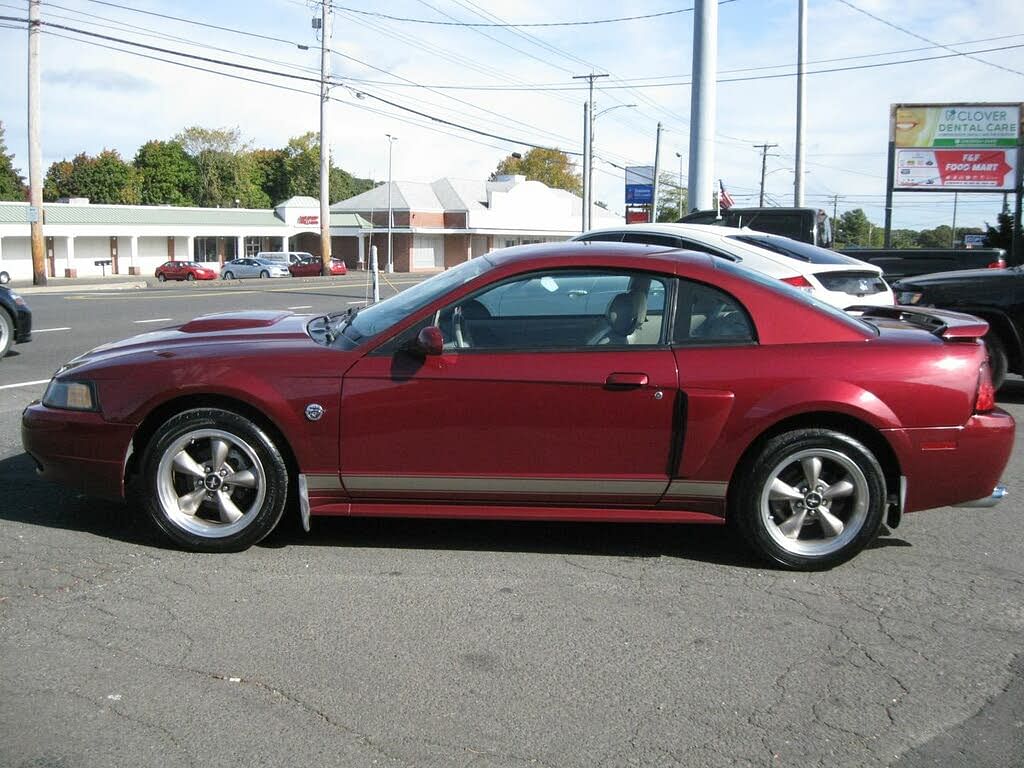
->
[
  {"left": 894, "top": 104, "right": 1020, "bottom": 148},
  {"left": 625, "top": 165, "right": 654, "bottom": 205},
  {"left": 895, "top": 148, "right": 1016, "bottom": 191},
  {"left": 889, "top": 103, "right": 1022, "bottom": 193}
]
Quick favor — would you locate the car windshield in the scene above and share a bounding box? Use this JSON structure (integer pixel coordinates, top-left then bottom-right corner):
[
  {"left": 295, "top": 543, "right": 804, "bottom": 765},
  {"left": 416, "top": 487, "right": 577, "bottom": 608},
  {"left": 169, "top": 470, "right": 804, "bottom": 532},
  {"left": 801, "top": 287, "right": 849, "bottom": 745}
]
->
[
  {"left": 728, "top": 234, "right": 862, "bottom": 266},
  {"left": 345, "top": 257, "right": 495, "bottom": 340}
]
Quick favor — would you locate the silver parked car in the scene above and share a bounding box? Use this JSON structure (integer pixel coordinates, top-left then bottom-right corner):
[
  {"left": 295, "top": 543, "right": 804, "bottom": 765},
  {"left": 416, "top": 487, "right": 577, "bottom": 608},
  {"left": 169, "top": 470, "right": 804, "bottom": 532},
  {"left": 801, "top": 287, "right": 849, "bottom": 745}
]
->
[{"left": 220, "top": 258, "right": 291, "bottom": 279}]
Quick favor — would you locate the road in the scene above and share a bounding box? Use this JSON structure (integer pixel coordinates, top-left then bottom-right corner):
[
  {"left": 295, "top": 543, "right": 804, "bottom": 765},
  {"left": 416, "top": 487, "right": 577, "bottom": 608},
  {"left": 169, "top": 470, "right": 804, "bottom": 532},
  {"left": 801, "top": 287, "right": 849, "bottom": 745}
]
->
[{"left": 1, "top": 276, "right": 1022, "bottom": 768}]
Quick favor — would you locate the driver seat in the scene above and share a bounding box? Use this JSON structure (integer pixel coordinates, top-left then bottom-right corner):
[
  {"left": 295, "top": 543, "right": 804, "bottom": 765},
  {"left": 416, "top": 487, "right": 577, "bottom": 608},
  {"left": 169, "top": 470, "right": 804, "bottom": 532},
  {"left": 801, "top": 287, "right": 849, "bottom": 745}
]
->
[{"left": 590, "top": 291, "right": 646, "bottom": 345}]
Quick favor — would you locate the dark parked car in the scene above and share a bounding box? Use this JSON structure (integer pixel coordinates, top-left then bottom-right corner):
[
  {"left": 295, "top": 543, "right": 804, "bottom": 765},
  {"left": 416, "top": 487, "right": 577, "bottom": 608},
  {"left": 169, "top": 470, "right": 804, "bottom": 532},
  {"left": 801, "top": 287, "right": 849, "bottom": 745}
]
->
[
  {"left": 894, "top": 266, "right": 1023, "bottom": 389},
  {"left": 23, "top": 243, "right": 1012, "bottom": 569},
  {"left": 0, "top": 285, "right": 32, "bottom": 358},
  {"left": 842, "top": 247, "right": 1005, "bottom": 281}
]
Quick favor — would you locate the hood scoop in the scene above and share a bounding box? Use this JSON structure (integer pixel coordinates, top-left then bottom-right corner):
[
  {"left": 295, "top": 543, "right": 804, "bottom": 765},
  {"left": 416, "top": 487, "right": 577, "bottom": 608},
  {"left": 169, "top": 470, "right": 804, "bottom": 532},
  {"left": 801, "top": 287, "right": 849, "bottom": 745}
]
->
[{"left": 179, "top": 311, "right": 294, "bottom": 334}]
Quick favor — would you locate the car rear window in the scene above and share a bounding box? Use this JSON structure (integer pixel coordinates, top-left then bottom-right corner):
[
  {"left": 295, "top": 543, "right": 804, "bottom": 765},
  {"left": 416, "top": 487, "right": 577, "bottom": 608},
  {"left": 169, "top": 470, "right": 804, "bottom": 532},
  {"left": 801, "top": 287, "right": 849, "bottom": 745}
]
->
[{"left": 729, "top": 235, "right": 862, "bottom": 265}]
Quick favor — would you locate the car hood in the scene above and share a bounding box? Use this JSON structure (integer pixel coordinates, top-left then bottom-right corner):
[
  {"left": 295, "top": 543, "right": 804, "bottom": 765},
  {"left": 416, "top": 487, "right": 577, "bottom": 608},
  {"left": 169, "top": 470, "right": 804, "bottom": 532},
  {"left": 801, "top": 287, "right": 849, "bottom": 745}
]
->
[{"left": 60, "top": 311, "right": 317, "bottom": 374}]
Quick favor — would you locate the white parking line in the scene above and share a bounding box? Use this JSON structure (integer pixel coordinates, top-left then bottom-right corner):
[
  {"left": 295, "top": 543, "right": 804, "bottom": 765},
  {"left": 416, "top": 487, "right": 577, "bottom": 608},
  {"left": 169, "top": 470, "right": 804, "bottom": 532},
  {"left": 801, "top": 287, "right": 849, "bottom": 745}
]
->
[
  {"left": 0, "top": 379, "right": 50, "bottom": 390},
  {"left": 33, "top": 327, "right": 72, "bottom": 333},
  {"left": 133, "top": 318, "right": 173, "bottom": 324},
  {"left": 347, "top": 300, "right": 369, "bottom": 305},
  {"left": 288, "top": 305, "right": 312, "bottom": 309}
]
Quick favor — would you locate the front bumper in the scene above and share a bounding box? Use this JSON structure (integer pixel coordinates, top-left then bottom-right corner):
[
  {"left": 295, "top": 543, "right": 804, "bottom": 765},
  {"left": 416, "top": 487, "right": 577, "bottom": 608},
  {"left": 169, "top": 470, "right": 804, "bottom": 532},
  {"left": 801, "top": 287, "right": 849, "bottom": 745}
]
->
[
  {"left": 21, "top": 402, "right": 134, "bottom": 500},
  {"left": 14, "top": 303, "right": 32, "bottom": 343}
]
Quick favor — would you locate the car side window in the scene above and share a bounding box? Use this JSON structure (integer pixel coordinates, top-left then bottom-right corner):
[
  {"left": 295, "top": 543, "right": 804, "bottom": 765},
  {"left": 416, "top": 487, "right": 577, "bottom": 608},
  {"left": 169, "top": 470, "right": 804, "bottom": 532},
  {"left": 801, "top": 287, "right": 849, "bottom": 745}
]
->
[
  {"left": 677, "top": 239, "right": 739, "bottom": 262},
  {"left": 621, "top": 232, "right": 684, "bottom": 249},
  {"left": 434, "top": 269, "right": 669, "bottom": 351},
  {"left": 577, "top": 232, "right": 625, "bottom": 242},
  {"left": 674, "top": 280, "right": 755, "bottom": 345}
]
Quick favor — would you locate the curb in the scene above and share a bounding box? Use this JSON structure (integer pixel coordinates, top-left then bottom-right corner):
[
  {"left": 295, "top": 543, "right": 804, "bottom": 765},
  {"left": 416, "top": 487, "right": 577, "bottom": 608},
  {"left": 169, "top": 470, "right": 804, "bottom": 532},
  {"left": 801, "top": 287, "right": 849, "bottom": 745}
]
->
[{"left": 17, "top": 281, "right": 149, "bottom": 295}]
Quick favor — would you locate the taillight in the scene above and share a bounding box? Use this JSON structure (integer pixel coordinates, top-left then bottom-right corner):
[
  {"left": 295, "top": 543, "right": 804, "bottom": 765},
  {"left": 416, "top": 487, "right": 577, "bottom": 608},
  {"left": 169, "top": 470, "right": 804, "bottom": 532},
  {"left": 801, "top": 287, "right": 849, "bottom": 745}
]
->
[
  {"left": 975, "top": 361, "right": 996, "bottom": 413},
  {"left": 987, "top": 258, "right": 1006, "bottom": 270},
  {"left": 781, "top": 275, "right": 814, "bottom": 291}
]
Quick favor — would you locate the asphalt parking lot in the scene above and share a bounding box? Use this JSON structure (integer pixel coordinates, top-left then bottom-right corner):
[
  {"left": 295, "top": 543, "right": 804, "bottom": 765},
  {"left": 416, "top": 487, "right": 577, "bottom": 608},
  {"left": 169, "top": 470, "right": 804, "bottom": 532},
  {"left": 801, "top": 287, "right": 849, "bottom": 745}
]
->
[{"left": 1, "top": 276, "right": 1023, "bottom": 768}]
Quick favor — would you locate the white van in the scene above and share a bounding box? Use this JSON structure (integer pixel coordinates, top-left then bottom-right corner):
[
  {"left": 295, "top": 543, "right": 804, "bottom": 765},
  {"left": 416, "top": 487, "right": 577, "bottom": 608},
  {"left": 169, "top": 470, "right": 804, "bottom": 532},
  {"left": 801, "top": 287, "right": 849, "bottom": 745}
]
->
[{"left": 255, "top": 251, "right": 313, "bottom": 265}]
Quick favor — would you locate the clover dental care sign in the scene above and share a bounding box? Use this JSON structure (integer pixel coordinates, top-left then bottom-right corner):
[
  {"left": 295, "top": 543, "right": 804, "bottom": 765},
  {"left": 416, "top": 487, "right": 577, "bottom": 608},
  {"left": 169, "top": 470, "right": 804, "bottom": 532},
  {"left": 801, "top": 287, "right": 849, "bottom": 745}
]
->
[{"left": 892, "top": 103, "right": 1021, "bottom": 191}]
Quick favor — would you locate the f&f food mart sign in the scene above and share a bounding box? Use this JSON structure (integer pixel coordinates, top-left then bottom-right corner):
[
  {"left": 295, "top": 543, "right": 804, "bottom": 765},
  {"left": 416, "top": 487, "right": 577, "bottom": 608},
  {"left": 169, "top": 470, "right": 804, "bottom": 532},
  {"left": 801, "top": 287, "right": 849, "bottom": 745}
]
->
[{"left": 891, "top": 102, "right": 1022, "bottom": 191}]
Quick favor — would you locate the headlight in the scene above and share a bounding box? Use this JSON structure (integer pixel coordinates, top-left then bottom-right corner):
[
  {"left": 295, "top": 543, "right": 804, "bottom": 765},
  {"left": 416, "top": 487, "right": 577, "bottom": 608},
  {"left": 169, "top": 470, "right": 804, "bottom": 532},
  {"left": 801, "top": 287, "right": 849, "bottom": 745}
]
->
[
  {"left": 42, "top": 379, "right": 99, "bottom": 411},
  {"left": 896, "top": 290, "right": 923, "bottom": 305}
]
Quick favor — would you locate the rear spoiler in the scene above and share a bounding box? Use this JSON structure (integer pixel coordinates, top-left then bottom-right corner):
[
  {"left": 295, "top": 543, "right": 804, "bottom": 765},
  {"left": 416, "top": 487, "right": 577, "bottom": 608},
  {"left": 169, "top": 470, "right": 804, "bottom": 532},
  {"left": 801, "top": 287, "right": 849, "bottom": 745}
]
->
[{"left": 847, "top": 305, "right": 989, "bottom": 341}]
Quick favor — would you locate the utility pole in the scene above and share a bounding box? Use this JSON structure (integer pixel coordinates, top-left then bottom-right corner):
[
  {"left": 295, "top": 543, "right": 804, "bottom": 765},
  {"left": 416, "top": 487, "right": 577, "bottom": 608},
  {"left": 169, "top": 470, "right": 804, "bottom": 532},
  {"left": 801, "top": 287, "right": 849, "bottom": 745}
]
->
[
  {"left": 580, "top": 102, "right": 589, "bottom": 232},
  {"left": 573, "top": 73, "right": 608, "bottom": 230},
  {"left": 951, "top": 192, "right": 959, "bottom": 249},
  {"left": 687, "top": 0, "right": 717, "bottom": 211},
  {"left": 318, "top": 0, "right": 332, "bottom": 273},
  {"left": 385, "top": 134, "right": 397, "bottom": 273},
  {"left": 754, "top": 143, "right": 779, "bottom": 207},
  {"left": 675, "top": 151, "right": 684, "bottom": 217},
  {"left": 830, "top": 194, "right": 841, "bottom": 241},
  {"left": 28, "top": 0, "right": 45, "bottom": 285},
  {"left": 652, "top": 122, "right": 663, "bottom": 223},
  {"left": 794, "top": 0, "right": 807, "bottom": 207}
]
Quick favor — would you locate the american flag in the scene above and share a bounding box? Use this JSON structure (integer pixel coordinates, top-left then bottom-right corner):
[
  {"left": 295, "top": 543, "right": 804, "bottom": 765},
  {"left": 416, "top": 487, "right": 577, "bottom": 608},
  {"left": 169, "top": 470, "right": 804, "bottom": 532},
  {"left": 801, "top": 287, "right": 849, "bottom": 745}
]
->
[{"left": 718, "top": 180, "right": 735, "bottom": 210}]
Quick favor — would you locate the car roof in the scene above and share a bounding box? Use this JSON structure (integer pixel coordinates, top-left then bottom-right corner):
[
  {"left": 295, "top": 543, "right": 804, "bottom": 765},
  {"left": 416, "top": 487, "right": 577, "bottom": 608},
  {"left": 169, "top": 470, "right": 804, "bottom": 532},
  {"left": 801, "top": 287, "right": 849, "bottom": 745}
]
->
[
  {"left": 583, "top": 222, "right": 751, "bottom": 237},
  {"left": 482, "top": 240, "right": 716, "bottom": 274}
]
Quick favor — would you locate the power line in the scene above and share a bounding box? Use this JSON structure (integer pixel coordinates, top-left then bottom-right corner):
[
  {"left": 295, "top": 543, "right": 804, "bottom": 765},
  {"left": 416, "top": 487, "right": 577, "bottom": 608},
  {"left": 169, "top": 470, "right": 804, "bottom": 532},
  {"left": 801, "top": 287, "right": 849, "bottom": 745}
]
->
[
  {"left": 324, "top": 1, "right": 737, "bottom": 28},
  {"left": 836, "top": 0, "right": 1024, "bottom": 78}
]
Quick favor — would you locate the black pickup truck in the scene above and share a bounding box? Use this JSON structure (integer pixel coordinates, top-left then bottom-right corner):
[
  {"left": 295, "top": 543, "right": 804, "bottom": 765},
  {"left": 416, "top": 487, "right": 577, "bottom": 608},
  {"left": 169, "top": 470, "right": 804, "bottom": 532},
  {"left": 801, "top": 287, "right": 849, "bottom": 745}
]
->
[
  {"left": 892, "top": 266, "right": 1021, "bottom": 388},
  {"left": 839, "top": 247, "right": 1006, "bottom": 281}
]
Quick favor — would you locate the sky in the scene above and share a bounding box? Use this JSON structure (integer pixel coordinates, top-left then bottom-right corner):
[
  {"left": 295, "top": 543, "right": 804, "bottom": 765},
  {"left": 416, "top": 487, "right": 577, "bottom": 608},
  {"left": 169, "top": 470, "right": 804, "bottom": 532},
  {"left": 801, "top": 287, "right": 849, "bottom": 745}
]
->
[{"left": 0, "top": 0, "right": 1021, "bottom": 234}]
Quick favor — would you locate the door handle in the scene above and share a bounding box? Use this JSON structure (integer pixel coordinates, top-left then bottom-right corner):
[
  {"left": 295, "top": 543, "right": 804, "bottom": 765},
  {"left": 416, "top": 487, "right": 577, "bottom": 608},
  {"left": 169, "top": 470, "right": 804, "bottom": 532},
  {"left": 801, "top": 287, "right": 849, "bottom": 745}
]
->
[{"left": 605, "top": 372, "right": 649, "bottom": 388}]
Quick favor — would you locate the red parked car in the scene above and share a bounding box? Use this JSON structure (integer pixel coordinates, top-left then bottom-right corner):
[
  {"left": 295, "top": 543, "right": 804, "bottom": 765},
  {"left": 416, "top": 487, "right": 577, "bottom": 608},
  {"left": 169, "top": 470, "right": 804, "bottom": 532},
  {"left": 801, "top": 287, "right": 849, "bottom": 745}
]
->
[
  {"left": 155, "top": 260, "right": 218, "bottom": 282},
  {"left": 23, "top": 243, "right": 1013, "bottom": 569},
  {"left": 289, "top": 257, "right": 348, "bottom": 277}
]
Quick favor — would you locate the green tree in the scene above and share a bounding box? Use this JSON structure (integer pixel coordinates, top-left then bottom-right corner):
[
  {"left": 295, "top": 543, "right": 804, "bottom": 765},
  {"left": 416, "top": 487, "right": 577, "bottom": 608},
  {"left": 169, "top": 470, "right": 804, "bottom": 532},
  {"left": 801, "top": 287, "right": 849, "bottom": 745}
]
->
[
  {"left": 984, "top": 211, "right": 1015, "bottom": 252},
  {"left": 655, "top": 172, "right": 686, "bottom": 222},
  {"left": 491, "top": 148, "right": 581, "bottom": 195},
  {"left": 134, "top": 140, "right": 197, "bottom": 205},
  {"left": 248, "top": 148, "right": 289, "bottom": 205},
  {"left": 890, "top": 228, "right": 920, "bottom": 249},
  {"left": 330, "top": 166, "right": 373, "bottom": 203},
  {"left": 174, "top": 125, "right": 252, "bottom": 208},
  {"left": 836, "top": 208, "right": 875, "bottom": 247},
  {"left": 0, "top": 121, "right": 26, "bottom": 201},
  {"left": 42, "top": 150, "right": 139, "bottom": 204},
  {"left": 283, "top": 132, "right": 320, "bottom": 198},
  {"left": 916, "top": 225, "right": 954, "bottom": 249}
]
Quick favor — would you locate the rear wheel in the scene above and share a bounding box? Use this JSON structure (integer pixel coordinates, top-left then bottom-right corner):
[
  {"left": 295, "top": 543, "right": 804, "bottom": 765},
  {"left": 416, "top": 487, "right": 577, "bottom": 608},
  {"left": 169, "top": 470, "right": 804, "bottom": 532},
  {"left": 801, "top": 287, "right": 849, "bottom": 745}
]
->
[
  {"left": 984, "top": 331, "right": 1008, "bottom": 389},
  {"left": 259, "top": 270, "right": 269, "bottom": 279},
  {"left": 731, "top": 429, "right": 886, "bottom": 570},
  {"left": 140, "top": 408, "right": 289, "bottom": 552},
  {"left": 0, "top": 310, "right": 13, "bottom": 358},
  {"left": 186, "top": 272, "right": 196, "bottom": 282},
  {"left": 222, "top": 271, "right": 234, "bottom": 280}
]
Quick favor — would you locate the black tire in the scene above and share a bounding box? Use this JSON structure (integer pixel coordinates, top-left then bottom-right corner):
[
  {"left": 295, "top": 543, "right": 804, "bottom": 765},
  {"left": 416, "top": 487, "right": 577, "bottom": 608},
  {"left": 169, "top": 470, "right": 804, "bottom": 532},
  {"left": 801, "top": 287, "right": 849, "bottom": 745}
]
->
[
  {"left": 730, "top": 428, "right": 886, "bottom": 570},
  {"left": 0, "top": 270, "right": 10, "bottom": 284},
  {"left": 139, "top": 408, "right": 290, "bottom": 552},
  {"left": 222, "top": 271, "right": 234, "bottom": 280},
  {"left": 259, "top": 270, "right": 269, "bottom": 279},
  {"left": 157, "top": 273, "right": 166, "bottom": 282},
  {"left": 0, "top": 309, "right": 13, "bottom": 359},
  {"left": 984, "top": 330, "right": 1008, "bottom": 390},
  {"left": 186, "top": 272, "right": 196, "bottom": 282}
]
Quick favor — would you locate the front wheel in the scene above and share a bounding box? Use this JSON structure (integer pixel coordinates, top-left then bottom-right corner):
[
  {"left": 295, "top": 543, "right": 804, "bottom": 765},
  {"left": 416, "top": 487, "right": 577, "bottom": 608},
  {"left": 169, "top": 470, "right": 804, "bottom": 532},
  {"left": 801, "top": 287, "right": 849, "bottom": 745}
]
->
[
  {"left": 157, "top": 273, "right": 166, "bottom": 282},
  {"left": 0, "top": 309, "right": 13, "bottom": 358},
  {"left": 730, "top": 429, "right": 886, "bottom": 570},
  {"left": 139, "top": 408, "right": 290, "bottom": 552},
  {"left": 186, "top": 273, "right": 196, "bottom": 282}
]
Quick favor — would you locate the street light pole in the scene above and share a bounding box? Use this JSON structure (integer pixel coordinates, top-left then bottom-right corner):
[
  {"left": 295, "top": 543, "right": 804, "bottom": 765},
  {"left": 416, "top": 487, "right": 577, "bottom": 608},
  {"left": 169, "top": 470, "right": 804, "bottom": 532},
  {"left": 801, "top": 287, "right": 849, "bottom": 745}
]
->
[
  {"left": 794, "top": 0, "right": 807, "bottom": 206},
  {"left": 386, "top": 134, "right": 397, "bottom": 273},
  {"left": 589, "top": 103, "right": 636, "bottom": 228},
  {"left": 573, "top": 73, "right": 609, "bottom": 230}
]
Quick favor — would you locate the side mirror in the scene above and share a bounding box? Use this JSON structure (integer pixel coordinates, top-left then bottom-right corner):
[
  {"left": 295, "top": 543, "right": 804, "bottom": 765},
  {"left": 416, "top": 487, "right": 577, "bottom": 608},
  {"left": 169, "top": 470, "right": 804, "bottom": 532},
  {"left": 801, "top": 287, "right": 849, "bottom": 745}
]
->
[{"left": 403, "top": 325, "right": 443, "bottom": 357}]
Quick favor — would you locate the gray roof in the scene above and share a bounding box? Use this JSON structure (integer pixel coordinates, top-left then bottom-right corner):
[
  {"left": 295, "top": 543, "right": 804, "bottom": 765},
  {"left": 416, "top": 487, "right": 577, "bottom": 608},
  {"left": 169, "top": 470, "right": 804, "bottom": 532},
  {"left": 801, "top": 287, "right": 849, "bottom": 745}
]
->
[
  {"left": 330, "top": 177, "right": 566, "bottom": 215},
  {"left": 0, "top": 202, "right": 369, "bottom": 229}
]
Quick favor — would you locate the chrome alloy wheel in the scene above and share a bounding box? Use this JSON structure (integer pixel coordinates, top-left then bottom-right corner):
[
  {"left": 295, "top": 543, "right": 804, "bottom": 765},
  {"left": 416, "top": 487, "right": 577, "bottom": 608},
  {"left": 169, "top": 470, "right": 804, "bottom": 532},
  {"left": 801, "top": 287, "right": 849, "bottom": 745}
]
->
[
  {"left": 759, "top": 448, "right": 869, "bottom": 557},
  {"left": 155, "top": 428, "right": 267, "bottom": 538}
]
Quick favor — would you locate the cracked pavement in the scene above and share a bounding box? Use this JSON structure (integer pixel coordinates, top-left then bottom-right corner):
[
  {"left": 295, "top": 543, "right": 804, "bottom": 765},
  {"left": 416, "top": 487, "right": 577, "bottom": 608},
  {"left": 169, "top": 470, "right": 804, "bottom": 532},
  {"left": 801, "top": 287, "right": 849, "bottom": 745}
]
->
[{"left": 2, "top": 288, "right": 1023, "bottom": 767}]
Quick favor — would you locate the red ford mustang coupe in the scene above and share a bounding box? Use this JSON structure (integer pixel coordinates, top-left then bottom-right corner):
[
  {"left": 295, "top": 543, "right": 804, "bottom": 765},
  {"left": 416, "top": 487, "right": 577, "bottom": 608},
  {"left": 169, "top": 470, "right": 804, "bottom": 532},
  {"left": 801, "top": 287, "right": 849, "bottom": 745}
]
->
[{"left": 22, "top": 243, "right": 1013, "bottom": 569}]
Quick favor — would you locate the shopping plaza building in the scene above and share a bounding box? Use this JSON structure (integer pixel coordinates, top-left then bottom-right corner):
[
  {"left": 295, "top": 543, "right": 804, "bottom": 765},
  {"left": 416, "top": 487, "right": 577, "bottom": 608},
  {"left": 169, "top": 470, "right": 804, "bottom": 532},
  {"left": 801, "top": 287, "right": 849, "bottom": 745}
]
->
[{"left": 0, "top": 175, "right": 620, "bottom": 280}]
